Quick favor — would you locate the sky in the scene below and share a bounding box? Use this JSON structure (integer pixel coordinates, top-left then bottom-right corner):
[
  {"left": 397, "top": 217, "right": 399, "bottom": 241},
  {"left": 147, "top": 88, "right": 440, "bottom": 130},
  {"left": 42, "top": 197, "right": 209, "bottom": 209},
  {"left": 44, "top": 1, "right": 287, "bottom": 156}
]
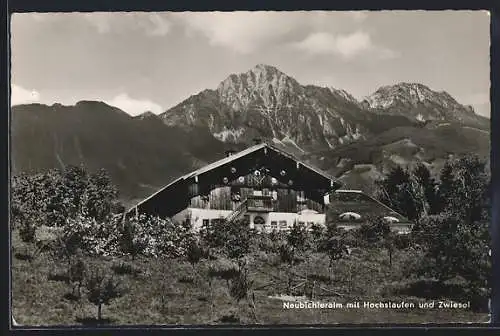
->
[{"left": 10, "top": 11, "right": 491, "bottom": 117}]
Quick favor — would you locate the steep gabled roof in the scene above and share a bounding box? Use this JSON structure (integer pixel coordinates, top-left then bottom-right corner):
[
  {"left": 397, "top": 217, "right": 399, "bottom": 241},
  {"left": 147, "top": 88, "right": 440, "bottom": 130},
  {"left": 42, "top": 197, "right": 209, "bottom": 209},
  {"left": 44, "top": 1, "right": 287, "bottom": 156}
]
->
[{"left": 129, "top": 142, "right": 342, "bottom": 217}]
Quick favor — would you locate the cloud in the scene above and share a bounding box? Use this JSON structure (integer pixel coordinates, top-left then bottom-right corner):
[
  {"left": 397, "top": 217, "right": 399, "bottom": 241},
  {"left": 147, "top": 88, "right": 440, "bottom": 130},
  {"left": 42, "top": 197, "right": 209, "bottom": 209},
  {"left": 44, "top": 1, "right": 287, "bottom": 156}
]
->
[
  {"left": 11, "top": 84, "right": 41, "bottom": 106},
  {"left": 175, "top": 11, "right": 305, "bottom": 54},
  {"left": 83, "top": 12, "right": 172, "bottom": 36},
  {"left": 174, "top": 11, "right": 378, "bottom": 54},
  {"left": 105, "top": 93, "right": 164, "bottom": 116},
  {"left": 293, "top": 31, "right": 399, "bottom": 60},
  {"left": 10, "top": 84, "right": 162, "bottom": 116},
  {"left": 334, "top": 31, "right": 372, "bottom": 58}
]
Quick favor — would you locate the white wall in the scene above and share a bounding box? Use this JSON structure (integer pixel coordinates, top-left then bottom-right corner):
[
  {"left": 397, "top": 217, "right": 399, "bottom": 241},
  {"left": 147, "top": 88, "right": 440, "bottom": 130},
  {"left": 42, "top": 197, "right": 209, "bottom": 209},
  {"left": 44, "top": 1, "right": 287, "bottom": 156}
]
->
[
  {"left": 174, "top": 208, "right": 412, "bottom": 234},
  {"left": 253, "top": 212, "right": 326, "bottom": 233},
  {"left": 187, "top": 208, "right": 233, "bottom": 231},
  {"left": 175, "top": 208, "right": 326, "bottom": 232}
]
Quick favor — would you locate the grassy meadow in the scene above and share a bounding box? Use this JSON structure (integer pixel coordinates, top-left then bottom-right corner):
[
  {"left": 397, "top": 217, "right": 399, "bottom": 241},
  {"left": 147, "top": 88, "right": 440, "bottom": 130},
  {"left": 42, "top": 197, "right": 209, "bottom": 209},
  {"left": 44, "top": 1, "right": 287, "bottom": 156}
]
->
[{"left": 11, "top": 226, "right": 489, "bottom": 326}]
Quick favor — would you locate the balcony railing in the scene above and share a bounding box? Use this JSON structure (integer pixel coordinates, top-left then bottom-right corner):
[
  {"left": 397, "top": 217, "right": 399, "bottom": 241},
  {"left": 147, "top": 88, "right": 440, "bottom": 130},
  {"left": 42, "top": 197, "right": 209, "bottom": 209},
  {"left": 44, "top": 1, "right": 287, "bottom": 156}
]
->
[
  {"left": 246, "top": 195, "right": 274, "bottom": 212},
  {"left": 226, "top": 198, "right": 248, "bottom": 223}
]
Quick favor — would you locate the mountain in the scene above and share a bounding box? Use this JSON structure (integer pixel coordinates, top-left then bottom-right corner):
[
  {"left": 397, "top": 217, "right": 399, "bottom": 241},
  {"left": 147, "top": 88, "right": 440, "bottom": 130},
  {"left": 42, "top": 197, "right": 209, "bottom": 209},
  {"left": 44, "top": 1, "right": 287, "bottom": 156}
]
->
[
  {"left": 161, "top": 64, "right": 419, "bottom": 153},
  {"left": 362, "top": 82, "right": 490, "bottom": 129},
  {"left": 161, "top": 65, "right": 488, "bottom": 156},
  {"left": 160, "top": 64, "right": 490, "bottom": 193},
  {"left": 11, "top": 64, "right": 490, "bottom": 202},
  {"left": 11, "top": 101, "right": 232, "bottom": 205}
]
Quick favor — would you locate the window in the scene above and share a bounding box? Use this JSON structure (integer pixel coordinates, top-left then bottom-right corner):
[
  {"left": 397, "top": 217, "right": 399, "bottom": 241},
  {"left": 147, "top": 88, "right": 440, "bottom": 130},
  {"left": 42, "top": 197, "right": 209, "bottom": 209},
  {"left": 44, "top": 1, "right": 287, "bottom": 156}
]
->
[
  {"left": 279, "top": 220, "right": 287, "bottom": 228},
  {"left": 298, "top": 221, "right": 305, "bottom": 227},
  {"left": 271, "top": 221, "right": 278, "bottom": 229},
  {"left": 307, "top": 222, "right": 314, "bottom": 229},
  {"left": 202, "top": 219, "right": 209, "bottom": 227}
]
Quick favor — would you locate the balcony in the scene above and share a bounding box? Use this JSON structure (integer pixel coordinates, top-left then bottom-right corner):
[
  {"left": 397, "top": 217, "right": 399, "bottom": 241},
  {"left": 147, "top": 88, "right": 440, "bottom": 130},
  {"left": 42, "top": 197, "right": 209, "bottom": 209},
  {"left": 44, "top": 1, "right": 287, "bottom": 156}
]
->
[{"left": 246, "top": 195, "right": 274, "bottom": 212}]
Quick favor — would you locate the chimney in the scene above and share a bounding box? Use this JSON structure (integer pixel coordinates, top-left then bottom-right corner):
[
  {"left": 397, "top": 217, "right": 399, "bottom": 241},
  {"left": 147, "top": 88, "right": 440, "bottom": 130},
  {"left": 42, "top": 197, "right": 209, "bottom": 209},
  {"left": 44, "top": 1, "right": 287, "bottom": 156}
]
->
[
  {"left": 253, "top": 137, "right": 263, "bottom": 145},
  {"left": 225, "top": 149, "right": 236, "bottom": 157}
]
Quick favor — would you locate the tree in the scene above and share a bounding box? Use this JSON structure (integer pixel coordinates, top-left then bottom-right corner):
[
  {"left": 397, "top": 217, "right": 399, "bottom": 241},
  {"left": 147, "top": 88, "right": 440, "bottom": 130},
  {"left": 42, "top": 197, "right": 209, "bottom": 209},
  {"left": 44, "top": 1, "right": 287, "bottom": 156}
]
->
[
  {"left": 119, "top": 219, "right": 148, "bottom": 261},
  {"left": 436, "top": 160, "right": 456, "bottom": 214},
  {"left": 85, "top": 268, "right": 124, "bottom": 322},
  {"left": 69, "top": 259, "right": 86, "bottom": 298},
  {"left": 357, "top": 216, "right": 387, "bottom": 245},
  {"left": 447, "top": 155, "right": 489, "bottom": 224},
  {"left": 61, "top": 165, "right": 89, "bottom": 219},
  {"left": 318, "top": 223, "right": 349, "bottom": 281},
  {"left": 85, "top": 169, "right": 118, "bottom": 222},
  {"left": 278, "top": 243, "right": 298, "bottom": 295},
  {"left": 413, "top": 163, "right": 440, "bottom": 215},
  {"left": 323, "top": 236, "right": 348, "bottom": 268},
  {"left": 287, "top": 222, "right": 308, "bottom": 253},
  {"left": 52, "top": 213, "right": 90, "bottom": 279},
  {"left": 12, "top": 171, "right": 57, "bottom": 228},
  {"left": 417, "top": 213, "right": 489, "bottom": 286},
  {"left": 186, "top": 238, "right": 206, "bottom": 270},
  {"left": 229, "top": 265, "right": 258, "bottom": 323},
  {"left": 382, "top": 227, "right": 397, "bottom": 268},
  {"left": 33, "top": 166, "right": 120, "bottom": 228},
  {"left": 376, "top": 166, "right": 424, "bottom": 221},
  {"left": 200, "top": 218, "right": 253, "bottom": 260},
  {"left": 310, "top": 223, "right": 325, "bottom": 251}
]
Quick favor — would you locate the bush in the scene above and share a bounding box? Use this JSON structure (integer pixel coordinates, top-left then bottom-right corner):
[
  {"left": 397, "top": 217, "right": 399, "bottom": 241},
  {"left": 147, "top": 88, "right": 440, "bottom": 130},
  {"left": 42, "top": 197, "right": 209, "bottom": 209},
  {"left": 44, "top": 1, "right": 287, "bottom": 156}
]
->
[
  {"left": 287, "top": 223, "right": 309, "bottom": 252},
  {"left": 69, "top": 259, "right": 86, "bottom": 297},
  {"left": 207, "top": 258, "right": 241, "bottom": 282},
  {"left": 19, "top": 221, "right": 36, "bottom": 243},
  {"left": 111, "top": 262, "right": 140, "bottom": 276},
  {"left": 186, "top": 239, "right": 207, "bottom": 267},
  {"left": 393, "top": 233, "right": 411, "bottom": 250}
]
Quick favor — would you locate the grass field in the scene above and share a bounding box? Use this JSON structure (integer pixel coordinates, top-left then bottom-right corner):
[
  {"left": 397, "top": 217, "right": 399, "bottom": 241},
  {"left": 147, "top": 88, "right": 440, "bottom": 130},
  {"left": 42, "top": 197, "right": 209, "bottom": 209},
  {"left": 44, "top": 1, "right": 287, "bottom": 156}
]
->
[{"left": 11, "top": 227, "right": 489, "bottom": 326}]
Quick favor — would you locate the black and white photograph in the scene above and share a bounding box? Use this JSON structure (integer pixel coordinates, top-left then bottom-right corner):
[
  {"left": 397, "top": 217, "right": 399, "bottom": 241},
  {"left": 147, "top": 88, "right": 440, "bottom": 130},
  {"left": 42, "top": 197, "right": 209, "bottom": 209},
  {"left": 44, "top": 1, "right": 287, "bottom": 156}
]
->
[{"left": 10, "top": 10, "right": 491, "bottom": 325}]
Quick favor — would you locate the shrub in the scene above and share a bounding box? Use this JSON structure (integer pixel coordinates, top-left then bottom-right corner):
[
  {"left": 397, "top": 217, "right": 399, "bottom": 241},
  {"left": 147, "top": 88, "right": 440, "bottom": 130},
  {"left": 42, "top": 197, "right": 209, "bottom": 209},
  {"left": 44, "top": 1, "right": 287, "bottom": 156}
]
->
[
  {"left": 287, "top": 223, "right": 309, "bottom": 252},
  {"left": 19, "top": 221, "right": 36, "bottom": 243},
  {"left": 69, "top": 259, "right": 86, "bottom": 298},
  {"left": 207, "top": 258, "right": 241, "bottom": 282},
  {"left": 186, "top": 239, "right": 206, "bottom": 268},
  {"left": 111, "top": 262, "right": 140, "bottom": 276}
]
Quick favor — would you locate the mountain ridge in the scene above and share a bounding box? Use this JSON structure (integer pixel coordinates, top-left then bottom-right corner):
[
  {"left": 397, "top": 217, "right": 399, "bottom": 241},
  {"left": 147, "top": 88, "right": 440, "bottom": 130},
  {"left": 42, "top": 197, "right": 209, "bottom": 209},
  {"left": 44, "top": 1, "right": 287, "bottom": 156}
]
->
[{"left": 11, "top": 64, "right": 490, "bottom": 202}]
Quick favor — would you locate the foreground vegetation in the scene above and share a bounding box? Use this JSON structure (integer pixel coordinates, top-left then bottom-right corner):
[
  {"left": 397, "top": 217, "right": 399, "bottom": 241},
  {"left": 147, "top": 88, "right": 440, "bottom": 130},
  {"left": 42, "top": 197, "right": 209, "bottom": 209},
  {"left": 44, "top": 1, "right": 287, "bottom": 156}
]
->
[{"left": 11, "top": 155, "right": 491, "bottom": 325}]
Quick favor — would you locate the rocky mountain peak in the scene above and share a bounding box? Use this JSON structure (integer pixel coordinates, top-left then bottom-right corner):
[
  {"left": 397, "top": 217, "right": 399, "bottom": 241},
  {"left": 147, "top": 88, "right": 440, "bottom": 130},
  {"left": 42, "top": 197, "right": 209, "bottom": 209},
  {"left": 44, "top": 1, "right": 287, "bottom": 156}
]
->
[
  {"left": 216, "top": 64, "right": 303, "bottom": 111},
  {"left": 365, "top": 82, "right": 443, "bottom": 108},
  {"left": 362, "top": 82, "right": 482, "bottom": 123}
]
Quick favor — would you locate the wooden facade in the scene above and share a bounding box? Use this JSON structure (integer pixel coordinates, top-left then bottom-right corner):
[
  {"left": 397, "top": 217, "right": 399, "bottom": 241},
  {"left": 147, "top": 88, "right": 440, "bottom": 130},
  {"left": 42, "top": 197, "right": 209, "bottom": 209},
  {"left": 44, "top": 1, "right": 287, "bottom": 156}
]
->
[
  {"left": 129, "top": 143, "right": 342, "bottom": 219},
  {"left": 187, "top": 172, "right": 325, "bottom": 213}
]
